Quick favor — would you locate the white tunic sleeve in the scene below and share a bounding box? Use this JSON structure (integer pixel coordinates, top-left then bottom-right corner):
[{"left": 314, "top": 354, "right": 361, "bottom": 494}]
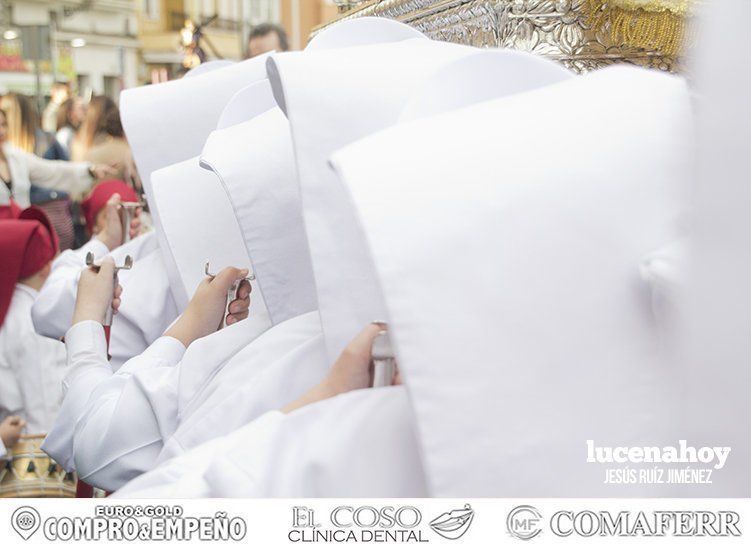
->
[
  {"left": 155, "top": 315, "right": 322, "bottom": 464},
  {"left": 44, "top": 311, "right": 265, "bottom": 491},
  {"left": 218, "top": 386, "right": 427, "bottom": 498},
  {"left": 116, "top": 387, "right": 426, "bottom": 498},
  {"left": 113, "top": 411, "right": 285, "bottom": 498},
  {"left": 8, "top": 324, "right": 67, "bottom": 434},
  {"left": 1, "top": 286, "right": 67, "bottom": 435},
  {"left": 74, "top": 315, "right": 269, "bottom": 490},
  {"left": 31, "top": 238, "right": 109, "bottom": 341},
  {"left": 32, "top": 232, "right": 179, "bottom": 371},
  {"left": 70, "top": 334, "right": 186, "bottom": 490},
  {"left": 42, "top": 320, "right": 114, "bottom": 470},
  {"left": 42, "top": 321, "right": 185, "bottom": 481}
]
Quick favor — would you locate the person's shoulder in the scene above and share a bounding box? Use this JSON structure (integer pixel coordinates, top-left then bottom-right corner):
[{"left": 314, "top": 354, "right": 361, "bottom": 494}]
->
[
  {"left": 9, "top": 286, "right": 35, "bottom": 317},
  {"left": 2, "top": 142, "right": 27, "bottom": 159},
  {"left": 85, "top": 136, "right": 131, "bottom": 162},
  {"left": 0, "top": 287, "right": 35, "bottom": 340},
  {"left": 94, "top": 135, "right": 129, "bottom": 150}
]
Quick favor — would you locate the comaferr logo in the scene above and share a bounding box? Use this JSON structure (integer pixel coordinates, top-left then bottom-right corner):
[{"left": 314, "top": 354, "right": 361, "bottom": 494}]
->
[
  {"left": 506, "top": 506, "right": 742, "bottom": 539},
  {"left": 550, "top": 510, "right": 741, "bottom": 537}
]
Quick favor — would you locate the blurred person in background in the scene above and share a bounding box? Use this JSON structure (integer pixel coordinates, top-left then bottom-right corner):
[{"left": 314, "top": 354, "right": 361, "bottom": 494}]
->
[
  {"left": 45, "top": 97, "right": 86, "bottom": 161},
  {"left": 246, "top": 23, "right": 289, "bottom": 58},
  {"left": 72, "top": 96, "right": 138, "bottom": 189},
  {"left": 0, "top": 108, "right": 115, "bottom": 208},
  {"left": 42, "top": 82, "right": 72, "bottom": 134},
  {"left": 2, "top": 92, "right": 74, "bottom": 247},
  {"left": 0, "top": 92, "right": 48, "bottom": 155}
]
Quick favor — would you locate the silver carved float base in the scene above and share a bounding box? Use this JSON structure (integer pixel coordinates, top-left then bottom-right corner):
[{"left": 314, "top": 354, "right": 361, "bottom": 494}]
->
[{"left": 312, "top": 0, "right": 681, "bottom": 74}]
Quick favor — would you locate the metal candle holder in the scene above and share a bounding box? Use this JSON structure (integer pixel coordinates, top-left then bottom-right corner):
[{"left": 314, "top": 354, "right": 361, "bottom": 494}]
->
[
  {"left": 371, "top": 324, "right": 395, "bottom": 388},
  {"left": 120, "top": 202, "right": 144, "bottom": 245},
  {"left": 85, "top": 252, "right": 133, "bottom": 327},
  {"left": 204, "top": 261, "right": 254, "bottom": 329}
]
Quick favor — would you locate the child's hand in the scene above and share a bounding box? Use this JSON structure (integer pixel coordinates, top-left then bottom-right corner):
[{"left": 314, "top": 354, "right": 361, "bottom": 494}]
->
[
  {"left": 96, "top": 194, "right": 125, "bottom": 251},
  {"left": 128, "top": 206, "right": 142, "bottom": 241},
  {"left": 0, "top": 415, "right": 25, "bottom": 448},
  {"left": 324, "top": 323, "right": 389, "bottom": 396},
  {"left": 72, "top": 257, "right": 121, "bottom": 325},
  {"left": 282, "top": 323, "right": 398, "bottom": 414},
  {"left": 165, "top": 267, "right": 250, "bottom": 348},
  {"left": 226, "top": 279, "right": 251, "bottom": 326}
]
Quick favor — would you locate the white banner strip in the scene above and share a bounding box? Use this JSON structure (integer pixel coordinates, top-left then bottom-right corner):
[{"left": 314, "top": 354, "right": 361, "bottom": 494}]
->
[{"left": 0, "top": 498, "right": 749, "bottom": 543}]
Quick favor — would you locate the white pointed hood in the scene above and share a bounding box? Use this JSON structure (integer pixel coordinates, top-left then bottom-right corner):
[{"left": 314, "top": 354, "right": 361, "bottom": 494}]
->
[
  {"left": 184, "top": 60, "right": 235, "bottom": 78},
  {"left": 333, "top": 66, "right": 692, "bottom": 496},
  {"left": 267, "top": 37, "right": 481, "bottom": 360},
  {"left": 120, "top": 17, "right": 429, "bottom": 308},
  {"left": 200, "top": 105, "right": 317, "bottom": 325},
  {"left": 306, "top": 16, "right": 424, "bottom": 51},
  {"left": 111, "top": 47, "right": 575, "bottom": 499},
  {"left": 120, "top": 54, "right": 272, "bottom": 307},
  {"left": 216, "top": 80, "right": 277, "bottom": 130},
  {"left": 146, "top": 78, "right": 284, "bottom": 311},
  {"left": 149, "top": 157, "right": 267, "bottom": 315},
  {"left": 679, "top": 0, "right": 751, "bottom": 495},
  {"left": 399, "top": 50, "right": 572, "bottom": 122}
]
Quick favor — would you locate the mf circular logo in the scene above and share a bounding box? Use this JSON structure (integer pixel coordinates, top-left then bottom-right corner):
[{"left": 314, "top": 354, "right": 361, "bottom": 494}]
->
[{"left": 506, "top": 505, "right": 543, "bottom": 540}]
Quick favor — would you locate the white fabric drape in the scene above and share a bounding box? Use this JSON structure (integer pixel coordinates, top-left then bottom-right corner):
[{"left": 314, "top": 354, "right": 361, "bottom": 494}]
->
[{"left": 332, "top": 66, "right": 692, "bottom": 496}]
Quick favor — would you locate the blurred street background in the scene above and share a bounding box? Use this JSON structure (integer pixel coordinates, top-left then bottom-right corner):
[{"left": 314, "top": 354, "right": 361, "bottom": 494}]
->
[
  {"left": 0, "top": 0, "right": 341, "bottom": 103},
  {"left": 0, "top": 0, "right": 346, "bottom": 251}
]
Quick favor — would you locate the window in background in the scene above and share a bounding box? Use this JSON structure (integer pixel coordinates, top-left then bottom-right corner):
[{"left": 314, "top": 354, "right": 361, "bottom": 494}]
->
[
  {"left": 249, "top": 0, "right": 281, "bottom": 24},
  {"left": 77, "top": 74, "right": 91, "bottom": 97},
  {"left": 104, "top": 76, "right": 121, "bottom": 102},
  {"left": 143, "top": 0, "right": 160, "bottom": 19}
]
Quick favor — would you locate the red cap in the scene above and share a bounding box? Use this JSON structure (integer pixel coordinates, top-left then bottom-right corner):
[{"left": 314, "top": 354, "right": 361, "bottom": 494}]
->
[
  {"left": 81, "top": 180, "right": 139, "bottom": 234},
  {"left": 0, "top": 200, "right": 22, "bottom": 219},
  {"left": 19, "top": 206, "right": 59, "bottom": 257},
  {"left": 0, "top": 207, "right": 59, "bottom": 327}
]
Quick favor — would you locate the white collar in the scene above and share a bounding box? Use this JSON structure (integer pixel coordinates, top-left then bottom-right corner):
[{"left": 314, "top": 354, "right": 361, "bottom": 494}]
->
[
  {"left": 334, "top": 66, "right": 692, "bottom": 495},
  {"left": 200, "top": 107, "right": 316, "bottom": 325},
  {"left": 149, "top": 156, "right": 262, "bottom": 312},
  {"left": 119, "top": 54, "right": 273, "bottom": 305},
  {"left": 267, "top": 38, "right": 480, "bottom": 360}
]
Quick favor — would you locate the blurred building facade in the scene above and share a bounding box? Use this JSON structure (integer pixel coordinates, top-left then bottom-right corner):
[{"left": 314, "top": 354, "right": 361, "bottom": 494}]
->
[
  {"left": 138, "top": 0, "right": 338, "bottom": 83},
  {"left": 138, "top": 0, "right": 255, "bottom": 82},
  {"left": 279, "top": 0, "right": 337, "bottom": 51},
  {"left": 0, "top": 0, "right": 341, "bottom": 95},
  {"left": 0, "top": 0, "right": 139, "bottom": 99}
]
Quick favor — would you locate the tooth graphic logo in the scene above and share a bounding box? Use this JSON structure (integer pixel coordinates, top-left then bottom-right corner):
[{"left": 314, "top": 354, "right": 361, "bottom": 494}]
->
[
  {"left": 429, "top": 504, "right": 475, "bottom": 540},
  {"left": 506, "top": 505, "right": 542, "bottom": 540},
  {"left": 11, "top": 506, "right": 41, "bottom": 541}
]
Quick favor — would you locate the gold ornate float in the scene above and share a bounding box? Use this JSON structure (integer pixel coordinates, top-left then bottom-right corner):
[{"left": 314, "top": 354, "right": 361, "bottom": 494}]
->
[
  {"left": 314, "top": 0, "right": 692, "bottom": 73},
  {"left": 586, "top": 0, "right": 694, "bottom": 57}
]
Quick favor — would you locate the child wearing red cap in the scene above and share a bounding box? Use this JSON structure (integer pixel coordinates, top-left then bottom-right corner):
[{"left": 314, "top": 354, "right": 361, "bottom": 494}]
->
[
  {"left": 80, "top": 179, "right": 140, "bottom": 243},
  {"left": 0, "top": 207, "right": 67, "bottom": 450}
]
